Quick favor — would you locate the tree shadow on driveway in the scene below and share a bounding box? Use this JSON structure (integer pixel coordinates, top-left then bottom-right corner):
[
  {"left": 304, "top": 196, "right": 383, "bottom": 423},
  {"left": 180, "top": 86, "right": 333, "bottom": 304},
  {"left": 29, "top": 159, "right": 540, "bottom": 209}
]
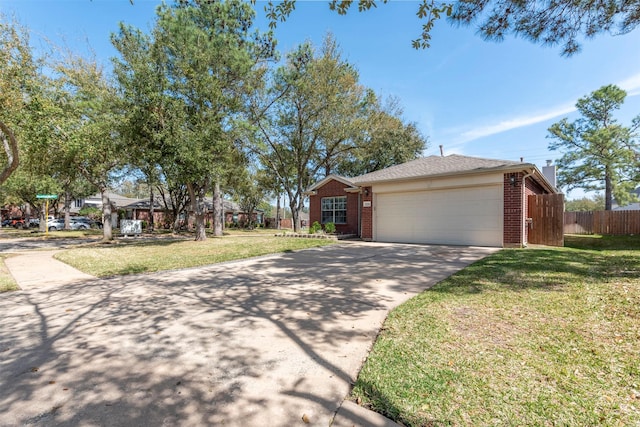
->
[{"left": 0, "top": 242, "right": 495, "bottom": 426}]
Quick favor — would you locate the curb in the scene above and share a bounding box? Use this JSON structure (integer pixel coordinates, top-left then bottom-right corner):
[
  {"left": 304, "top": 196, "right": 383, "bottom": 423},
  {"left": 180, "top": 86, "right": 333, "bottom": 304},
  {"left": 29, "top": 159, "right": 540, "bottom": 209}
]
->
[{"left": 332, "top": 400, "right": 401, "bottom": 427}]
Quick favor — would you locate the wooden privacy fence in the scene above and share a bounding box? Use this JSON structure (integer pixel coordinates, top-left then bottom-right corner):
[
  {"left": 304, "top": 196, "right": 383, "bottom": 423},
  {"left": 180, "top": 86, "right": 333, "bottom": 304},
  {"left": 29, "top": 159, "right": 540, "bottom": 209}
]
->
[{"left": 564, "top": 210, "right": 640, "bottom": 235}]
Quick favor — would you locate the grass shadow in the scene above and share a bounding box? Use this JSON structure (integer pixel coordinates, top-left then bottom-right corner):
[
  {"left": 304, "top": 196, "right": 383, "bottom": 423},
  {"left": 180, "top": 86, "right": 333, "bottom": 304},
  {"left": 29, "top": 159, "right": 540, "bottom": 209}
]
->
[{"left": 430, "top": 245, "right": 639, "bottom": 295}]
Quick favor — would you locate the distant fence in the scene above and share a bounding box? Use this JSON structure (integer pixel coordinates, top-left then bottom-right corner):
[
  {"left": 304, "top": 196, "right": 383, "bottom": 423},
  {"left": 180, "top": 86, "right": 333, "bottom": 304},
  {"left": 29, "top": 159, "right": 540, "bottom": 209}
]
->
[{"left": 564, "top": 210, "right": 640, "bottom": 235}]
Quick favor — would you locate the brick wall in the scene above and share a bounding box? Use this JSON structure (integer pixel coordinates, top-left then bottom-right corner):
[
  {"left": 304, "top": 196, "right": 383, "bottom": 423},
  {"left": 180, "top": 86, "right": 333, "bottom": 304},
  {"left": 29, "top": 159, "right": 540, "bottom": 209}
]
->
[
  {"left": 361, "top": 187, "right": 373, "bottom": 240},
  {"left": 503, "top": 172, "right": 524, "bottom": 247},
  {"left": 309, "top": 179, "right": 359, "bottom": 235},
  {"left": 504, "top": 172, "right": 551, "bottom": 247}
]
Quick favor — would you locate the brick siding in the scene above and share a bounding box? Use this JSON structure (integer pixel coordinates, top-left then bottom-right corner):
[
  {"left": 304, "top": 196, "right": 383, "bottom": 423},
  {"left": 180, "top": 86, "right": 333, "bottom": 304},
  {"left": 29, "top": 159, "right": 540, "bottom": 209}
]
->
[
  {"left": 503, "top": 172, "right": 550, "bottom": 247},
  {"left": 361, "top": 187, "right": 373, "bottom": 240},
  {"left": 309, "top": 179, "right": 359, "bottom": 235},
  {"left": 503, "top": 172, "right": 524, "bottom": 247}
]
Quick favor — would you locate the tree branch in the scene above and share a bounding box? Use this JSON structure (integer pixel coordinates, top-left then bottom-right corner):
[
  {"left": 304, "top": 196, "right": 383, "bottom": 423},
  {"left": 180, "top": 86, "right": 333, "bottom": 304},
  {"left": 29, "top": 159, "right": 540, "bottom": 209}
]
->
[{"left": 0, "top": 120, "right": 20, "bottom": 185}]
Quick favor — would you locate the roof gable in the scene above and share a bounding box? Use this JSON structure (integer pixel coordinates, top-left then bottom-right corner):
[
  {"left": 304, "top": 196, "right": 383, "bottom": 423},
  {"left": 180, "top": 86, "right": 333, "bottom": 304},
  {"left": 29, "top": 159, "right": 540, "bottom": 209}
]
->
[{"left": 306, "top": 174, "right": 357, "bottom": 192}]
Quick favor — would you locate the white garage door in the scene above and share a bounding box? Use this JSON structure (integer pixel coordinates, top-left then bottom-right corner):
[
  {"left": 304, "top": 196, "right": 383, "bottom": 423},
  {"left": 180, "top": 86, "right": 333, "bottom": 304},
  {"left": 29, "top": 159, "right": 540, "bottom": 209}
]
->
[{"left": 375, "top": 186, "right": 503, "bottom": 247}]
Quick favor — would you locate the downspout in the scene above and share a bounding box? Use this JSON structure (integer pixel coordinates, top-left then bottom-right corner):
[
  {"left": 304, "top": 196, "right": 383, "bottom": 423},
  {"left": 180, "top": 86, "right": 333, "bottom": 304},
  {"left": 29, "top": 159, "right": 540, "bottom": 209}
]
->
[{"left": 521, "top": 169, "right": 535, "bottom": 247}]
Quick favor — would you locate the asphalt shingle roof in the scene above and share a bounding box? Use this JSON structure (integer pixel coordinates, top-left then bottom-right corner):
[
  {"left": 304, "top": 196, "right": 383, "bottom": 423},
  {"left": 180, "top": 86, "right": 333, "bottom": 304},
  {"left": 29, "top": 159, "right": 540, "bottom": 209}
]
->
[{"left": 349, "top": 154, "right": 528, "bottom": 184}]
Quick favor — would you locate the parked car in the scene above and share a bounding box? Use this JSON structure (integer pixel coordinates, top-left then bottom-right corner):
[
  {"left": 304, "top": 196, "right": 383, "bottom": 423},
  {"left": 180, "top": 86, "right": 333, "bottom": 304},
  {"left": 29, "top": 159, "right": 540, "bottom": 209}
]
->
[
  {"left": 47, "top": 219, "right": 65, "bottom": 231},
  {"left": 10, "top": 218, "right": 25, "bottom": 228},
  {"left": 72, "top": 216, "right": 102, "bottom": 229},
  {"left": 28, "top": 218, "right": 40, "bottom": 228},
  {"left": 47, "top": 218, "right": 92, "bottom": 231},
  {"left": 70, "top": 219, "right": 90, "bottom": 230}
]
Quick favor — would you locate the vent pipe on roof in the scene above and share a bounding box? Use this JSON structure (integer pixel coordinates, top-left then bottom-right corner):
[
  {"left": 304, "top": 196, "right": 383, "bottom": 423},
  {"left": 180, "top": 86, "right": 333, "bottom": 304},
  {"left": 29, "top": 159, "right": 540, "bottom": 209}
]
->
[{"left": 439, "top": 145, "right": 444, "bottom": 157}]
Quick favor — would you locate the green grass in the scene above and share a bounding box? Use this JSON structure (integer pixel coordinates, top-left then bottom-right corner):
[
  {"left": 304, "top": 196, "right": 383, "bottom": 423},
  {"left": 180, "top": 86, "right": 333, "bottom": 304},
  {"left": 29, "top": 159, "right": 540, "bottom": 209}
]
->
[
  {"left": 565, "top": 233, "right": 640, "bottom": 250},
  {"left": 222, "top": 227, "right": 287, "bottom": 235},
  {"left": 55, "top": 235, "right": 334, "bottom": 277},
  {"left": 352, "top": 236, "right": 640, "bottom": 426},
  {"left": 0, "top": 254, "right": 19, "bottom": 292}
]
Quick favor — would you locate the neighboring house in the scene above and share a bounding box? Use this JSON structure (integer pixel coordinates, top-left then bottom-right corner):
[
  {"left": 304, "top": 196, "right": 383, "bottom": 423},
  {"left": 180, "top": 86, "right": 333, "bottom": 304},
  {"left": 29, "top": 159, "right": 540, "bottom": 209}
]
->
[
  {"left": 72, "top": 192, "right": 145, "bottom": 214},
  {"left": 306, "top": 154, "right": 559, "bottom": 248},
  {"left": 72, "top": 192, "right": 145, "bottom": 228},
  {"left": 123, "top": 198, "right": 264, "bottom": 228},
  {"left": 613, "top": 188, "right": 640, "bottom": 211}
]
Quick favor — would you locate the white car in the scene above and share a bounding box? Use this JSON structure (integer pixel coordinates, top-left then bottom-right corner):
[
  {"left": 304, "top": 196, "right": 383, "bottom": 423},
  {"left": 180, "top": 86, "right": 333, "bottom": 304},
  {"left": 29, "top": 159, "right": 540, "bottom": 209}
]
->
[{"left": 47, "top": 219, "right": 90, "bottom": 231}]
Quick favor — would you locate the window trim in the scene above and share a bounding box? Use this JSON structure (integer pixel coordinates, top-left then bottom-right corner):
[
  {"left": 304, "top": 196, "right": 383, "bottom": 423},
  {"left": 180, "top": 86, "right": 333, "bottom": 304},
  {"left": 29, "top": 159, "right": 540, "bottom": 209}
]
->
[{"left": 321, "top": 196, "right": 347, "bottom": 224}]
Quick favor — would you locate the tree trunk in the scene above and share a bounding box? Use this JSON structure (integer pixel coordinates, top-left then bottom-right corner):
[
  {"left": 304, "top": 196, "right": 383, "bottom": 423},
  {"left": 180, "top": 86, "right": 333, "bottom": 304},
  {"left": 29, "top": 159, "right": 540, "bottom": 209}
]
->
[
  {"left": 101, "top": 186, "right": 113, "bottom": 241},
  {"left": 149, "top": 185, "right": 155, "bottom": 232},
  {"left": 39, "top": 203, "right": 47, "bottom": 233},
  {"left": 605, "top": 166, "right": 613, "bottom": 211},
  {"left": 213, "top": 180, "right": 223, "bottom": 237},
  {"left": 276, "top": 194, "right": 281, "bottom": 230},
  {"left": 187, "top": 182, "right": 208, "bottom": 241},
  {"left": 290, "top": 201, "right": 300, "bottom": 232},
  {"left": 0, "top": 120, "right": 19, "bottom": 186},
  {"left": 24, "top": 204, "right": 31, "bottom": 230},
  {"left": 173, "top": 214, "right": 181, "bottom": 234},
  {"left": 64, "top": 186, "right": 72, "bottom": 230}
]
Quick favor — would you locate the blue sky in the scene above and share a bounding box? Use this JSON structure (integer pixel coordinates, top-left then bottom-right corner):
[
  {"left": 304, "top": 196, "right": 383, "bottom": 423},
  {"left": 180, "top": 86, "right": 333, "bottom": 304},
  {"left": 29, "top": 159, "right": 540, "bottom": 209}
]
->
[{"left": 2, "top": 0, "right": 640, "bottom": 199}]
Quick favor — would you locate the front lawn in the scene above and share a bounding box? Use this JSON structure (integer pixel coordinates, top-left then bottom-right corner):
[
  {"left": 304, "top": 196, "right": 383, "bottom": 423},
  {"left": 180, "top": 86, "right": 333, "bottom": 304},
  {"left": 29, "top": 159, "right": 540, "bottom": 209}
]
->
[
  {"left": 352, "top": 235, "right": 640, "bottom": 426},
  {"left": 55, "top": 235, "right": 334, "bottom": 277}
]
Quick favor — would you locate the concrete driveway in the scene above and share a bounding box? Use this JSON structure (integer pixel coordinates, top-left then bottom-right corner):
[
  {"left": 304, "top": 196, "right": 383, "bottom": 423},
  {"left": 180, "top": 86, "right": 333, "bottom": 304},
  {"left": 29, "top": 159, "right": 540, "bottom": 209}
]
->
[{"left": 0, "top": 242, "right": 497, "bottom": 426}]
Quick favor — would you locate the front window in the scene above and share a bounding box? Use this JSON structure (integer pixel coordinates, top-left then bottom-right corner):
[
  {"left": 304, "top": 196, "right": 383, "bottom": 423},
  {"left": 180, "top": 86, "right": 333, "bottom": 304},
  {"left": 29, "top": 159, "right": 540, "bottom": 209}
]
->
[{"left": 321, "top": 196, "right": 347, "bottom": 224}]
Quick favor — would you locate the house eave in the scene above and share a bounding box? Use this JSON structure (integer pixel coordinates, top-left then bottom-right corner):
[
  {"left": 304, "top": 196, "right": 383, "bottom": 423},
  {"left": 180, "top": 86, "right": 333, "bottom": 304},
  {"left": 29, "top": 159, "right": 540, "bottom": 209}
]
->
[
  {"left": 306, "top": 174, "right": 358, "bottom": 193},
  {"left": 528, "top": 167, "right": 560, "bottom": 194},
  {"left": 353, "top": 163, "right": 560, "bottom": 194}
]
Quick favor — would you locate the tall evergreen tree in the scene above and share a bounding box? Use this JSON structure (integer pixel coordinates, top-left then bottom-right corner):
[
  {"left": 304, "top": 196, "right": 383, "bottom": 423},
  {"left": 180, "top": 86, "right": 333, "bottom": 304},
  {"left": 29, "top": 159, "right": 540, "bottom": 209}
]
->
[
  {"left": 113, "top": 0, "right": 275, "bottom": 240},
  {"left": 548, "top": 84, "right": 640, "bottom": 210}
]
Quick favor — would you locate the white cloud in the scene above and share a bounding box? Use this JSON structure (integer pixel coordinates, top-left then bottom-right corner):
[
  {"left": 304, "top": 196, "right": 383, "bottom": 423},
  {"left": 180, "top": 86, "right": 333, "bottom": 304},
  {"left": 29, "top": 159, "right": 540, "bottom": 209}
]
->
[
  {"left": 455, "top": 103, "right": 576, "bottom": 144},
  {"left": 438, "top": 71, "right": 640, "bottom": 151},
  {"left": 617, "top": 72, "right": 640, "bottom": 95}
]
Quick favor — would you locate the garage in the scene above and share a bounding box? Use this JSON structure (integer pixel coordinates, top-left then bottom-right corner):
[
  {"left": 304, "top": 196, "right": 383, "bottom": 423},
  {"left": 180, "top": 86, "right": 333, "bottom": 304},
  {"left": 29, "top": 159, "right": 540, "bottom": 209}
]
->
[
  {"left": 374, "top": 185, "right": 504, "bottom": 247},
  {"left": 307, "top": 154, "right": 559, "bottom": 248}
]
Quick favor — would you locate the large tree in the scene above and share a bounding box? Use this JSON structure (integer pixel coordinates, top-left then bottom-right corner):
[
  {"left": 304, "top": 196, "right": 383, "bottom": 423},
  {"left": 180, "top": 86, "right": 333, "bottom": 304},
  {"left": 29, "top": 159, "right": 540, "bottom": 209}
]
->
[
  {"left": 0, "top": 16, "right": 39, "bottom": 186},
  {"left": 548, "top": 84, "right": 640, "bottom": 210},
  {"left": 113, "top": 0, "right": 275, "bottom": 241},
  {"left": 18, "top": 73, "right": 98, "bottom": 231},
  {"left": 257, "top": 0, "right": 640, "bottom": 55},
  {"left": 250, "top": 36, "right": 371, "bottom": 232},
  {"left": 111, "top": 23, "right": 173, "bottom": 234},
  {"left": 334, "top": 95, "right": 427, "bottom": 177},
  {"left": 54, "top": 54, "right": 126, "bottom": 240}
]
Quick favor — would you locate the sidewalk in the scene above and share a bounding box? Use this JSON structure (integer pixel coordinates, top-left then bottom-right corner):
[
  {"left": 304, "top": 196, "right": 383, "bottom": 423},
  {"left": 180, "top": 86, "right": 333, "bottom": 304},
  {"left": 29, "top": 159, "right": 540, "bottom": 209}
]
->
[{"left": 4, "top": 250, "right": 95, "bottom": 290}]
